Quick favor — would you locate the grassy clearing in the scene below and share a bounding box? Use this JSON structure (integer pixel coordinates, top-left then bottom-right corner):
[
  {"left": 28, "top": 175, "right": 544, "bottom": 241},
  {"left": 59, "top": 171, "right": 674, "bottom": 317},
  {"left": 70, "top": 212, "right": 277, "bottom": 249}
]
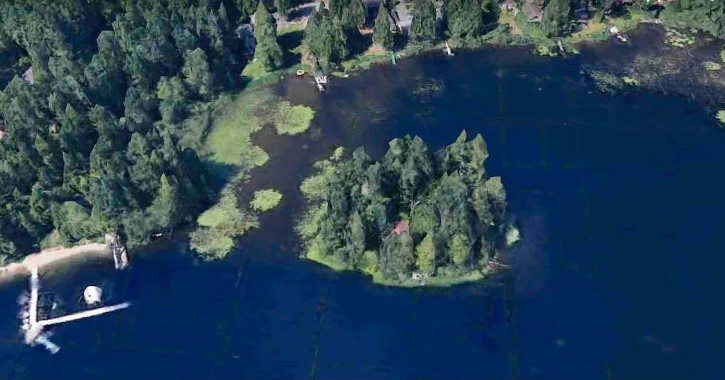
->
[
  {"left": 240, "top": 54, "right": 311, "bottom": 89},
  {"left": 250, "top": 189, "right": 283, "bottom": 212},
  {"left": 274, "top": 101, "right": 315, "bottom": 135}
]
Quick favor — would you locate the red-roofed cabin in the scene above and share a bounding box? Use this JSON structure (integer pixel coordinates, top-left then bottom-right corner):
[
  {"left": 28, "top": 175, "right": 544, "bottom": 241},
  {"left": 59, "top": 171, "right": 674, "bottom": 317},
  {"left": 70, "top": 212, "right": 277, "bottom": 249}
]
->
[{"left": 392, "top": 220, "right": 409, "bottom": 236}]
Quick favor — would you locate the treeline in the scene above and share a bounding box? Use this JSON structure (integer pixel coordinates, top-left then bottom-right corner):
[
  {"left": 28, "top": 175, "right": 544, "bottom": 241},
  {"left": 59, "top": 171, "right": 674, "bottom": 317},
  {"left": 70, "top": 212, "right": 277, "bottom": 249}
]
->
[
  {"left": 0, "top": 0, "right": 255, "bottom": 261},
  {"left": 301, "top": 0, "right": 501, "bottom": 72},
  {"left": 298, "top": 133, "right": 515, "bottom": 283},
  {"left": 299, "top": 0, "right": 724, "bottom": 73}
]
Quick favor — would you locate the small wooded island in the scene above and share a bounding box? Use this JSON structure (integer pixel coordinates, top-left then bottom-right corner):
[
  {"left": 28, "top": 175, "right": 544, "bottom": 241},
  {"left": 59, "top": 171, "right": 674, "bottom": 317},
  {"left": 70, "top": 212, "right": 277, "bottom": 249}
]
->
[{"left": 297, "top": 132, "right": 519, "bottom": 287}]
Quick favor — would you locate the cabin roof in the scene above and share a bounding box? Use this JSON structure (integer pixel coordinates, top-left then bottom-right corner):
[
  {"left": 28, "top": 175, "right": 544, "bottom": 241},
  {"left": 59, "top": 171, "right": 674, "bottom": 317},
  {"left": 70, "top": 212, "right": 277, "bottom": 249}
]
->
[{"left": 392, "top": 220, "right": 409, "bottom": 235}]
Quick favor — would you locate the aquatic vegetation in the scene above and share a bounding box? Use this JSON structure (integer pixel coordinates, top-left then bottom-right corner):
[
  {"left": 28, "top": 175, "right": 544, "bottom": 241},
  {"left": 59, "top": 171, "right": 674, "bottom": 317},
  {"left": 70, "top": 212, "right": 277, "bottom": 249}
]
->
[
  {"left": 665, "top": 28, "right": 696, "bottom": 48},
  {"left": 412, "top": 79, "right": 445, "bottom": 100},
  {"left": 535, "top": 44, "right": 558, "bottom": 57},
  {"left": 721, "top": 49, "right": 725, "bottom": 63},
  {"left": 274, "top": 102, "right": 315, "bottom": 135},
  {"left": 297, "top": 133, "right": 516, "bottom": 287},
  {"left": 190, "top": 187, "right": 260, "bottom": 260},
  {"left": 205, "top": 89, "right": 272, "bottom": 169},
  {"left": 703, "top": 61, "right": 722, "bottom": 71},
  {"left": 586, "top": 70, "right": 624, "bottom": 93},
  {"left": 623, "top": 76, "right": 639, "bottom": 86},
  {"left": 250, "top": 189, "right": 283, "bottom": 212},
  {"left": 717, "top": 110, "right": 725, "bottom": 125}
]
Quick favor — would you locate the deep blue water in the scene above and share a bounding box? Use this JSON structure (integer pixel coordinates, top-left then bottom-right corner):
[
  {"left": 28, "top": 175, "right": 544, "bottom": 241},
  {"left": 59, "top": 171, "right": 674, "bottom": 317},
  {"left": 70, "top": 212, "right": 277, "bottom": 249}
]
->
[{"left": 2, "top": 34, "right": 725, "bottom": 380}]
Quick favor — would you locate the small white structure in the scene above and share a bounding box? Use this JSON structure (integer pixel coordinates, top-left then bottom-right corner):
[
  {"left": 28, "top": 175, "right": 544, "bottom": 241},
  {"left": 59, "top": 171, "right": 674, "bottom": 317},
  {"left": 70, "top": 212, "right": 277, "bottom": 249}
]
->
[
  {"left": 22, "top": 67, "right": 34, "bottom": 85},
  {"left": 105, "top": 232, "right": 129, "bottom": 270},
  {"left": 83, "top": 286, "right": 103, "bottom": 305},
  {"left": 314, "top": 75, "right": 328, "bottom": 92},
  {"left": 610, "top": 26, "right": 628, "bottom": 42},
  {"left": 444, "top": 41, "right": 455, "bottom": 56}
]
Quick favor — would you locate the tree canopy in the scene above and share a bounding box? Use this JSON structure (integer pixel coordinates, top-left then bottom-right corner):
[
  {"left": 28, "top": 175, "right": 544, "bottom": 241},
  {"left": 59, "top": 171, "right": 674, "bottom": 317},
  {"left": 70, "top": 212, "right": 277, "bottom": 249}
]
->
[
  {"left": 373, "top": 7, "right": 395, "bottom": 50},
  {"left": 254, "top": 2, "right": 284, "bottom": 70},
  {"left": 304, "top": 8, "right": 349, "bottom": 72},
  {"left": 541, "top": 0, "right": 572, "bottom": 37},
  {"left": 297, "top": 132, "right": 517, "bottom": 286},
  {"left": 0, "top": 0, "right": 249, "bottom": 261},
  {"left": 410, "top": 0, "right": 437, "bottom": 41}
]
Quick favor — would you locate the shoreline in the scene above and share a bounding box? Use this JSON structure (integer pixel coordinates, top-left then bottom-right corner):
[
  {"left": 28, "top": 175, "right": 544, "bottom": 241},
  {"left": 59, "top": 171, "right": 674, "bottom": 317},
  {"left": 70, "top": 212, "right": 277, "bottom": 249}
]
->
[{"left": 0, "top": 243, "right": 111, "bottom": 283}]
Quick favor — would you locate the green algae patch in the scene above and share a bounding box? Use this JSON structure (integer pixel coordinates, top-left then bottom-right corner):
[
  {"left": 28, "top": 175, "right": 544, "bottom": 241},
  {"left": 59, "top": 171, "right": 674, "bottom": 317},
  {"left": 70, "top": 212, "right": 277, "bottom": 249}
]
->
[
  {"left": 717, "top": 110, "right": 725, "bottom": 126},
  {"left": 274, "top": 102, "right": 315, "bottom": 135},
  {"left": 191, "top": 188, "right": 260, "bottom": 260},
  {"left": 250, "top": 189, "right": 283, "bottom": 212},
  {"left": 205, "top": 89, "right": 273, "bottom": 169}
]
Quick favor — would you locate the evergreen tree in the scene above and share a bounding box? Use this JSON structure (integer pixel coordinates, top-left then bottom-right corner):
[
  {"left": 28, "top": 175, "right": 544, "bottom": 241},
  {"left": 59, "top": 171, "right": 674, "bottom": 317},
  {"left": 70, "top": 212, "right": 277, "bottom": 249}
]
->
[
  {"left": 416, "top": 232, "right": 436, "bottom": 273},
  {"left": 380, "top": 230, "right": 415, "bottom": 278},
  {"left": 541, "top": 0, "right": 572, "bottom": 37},
  {"left": 443, "top": 0, "right": 484, "bottom": 40},
  {"left": 182, "top": 48, "right": 214, "bottom": 98},
  {"left": 373, "top": 6, "right": 395, "bottom": 49},
  {"left": 481, "top": 0, "right": 500, "bottom": 26},
  {"left": 410, "top": 0, "right": 437, "bottom": 41},
  {"left": 449, "top": 233, "right": 470, "bottom": 266},
  {"left": 304, "top": 8, "right": 349, "bottom": 71},
  {"left": 254, "top": 2, "right": 284, "bottom": 70},
  {"left": 329, "top": 0, "right": 366, "bottom": 51},
  {"left": 146, "top": 174, "right": 181, "bottom": 229},
  {"left": 347, "top": 211, "right": 366, "bottom": 266},
  {"left": 275, "top": 0, "right": 291, "bottom": 20},
  {"left": 239, "top": 0, "right": 261, "bottom": 19}
]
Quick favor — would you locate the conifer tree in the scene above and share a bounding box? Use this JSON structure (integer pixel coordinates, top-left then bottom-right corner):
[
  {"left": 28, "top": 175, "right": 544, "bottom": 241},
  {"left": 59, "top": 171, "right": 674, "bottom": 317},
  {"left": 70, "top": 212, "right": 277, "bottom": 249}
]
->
[
  {"left": 275, "top": 0, "right": 291, "bottom": 20},
  {"left": 373, "top": 7, "right": 395, "bottom": 49},
  {"left": 442, "top": 0, "right": 484, "bottom": 40},
  {"left": 410, "top": 0, "right": 437, "bottom": 41},
  {"left": 541, "top": 0, "right": 571, "bottom": 37},
  {"left": 329, "top": 0, "right": 366, "bottom": 52},
  {"left": 304, "top": 8, "right": 349, "bottom": 71},
  {"left": 254, "top": 2, "right": 284, "bottom": 70}
]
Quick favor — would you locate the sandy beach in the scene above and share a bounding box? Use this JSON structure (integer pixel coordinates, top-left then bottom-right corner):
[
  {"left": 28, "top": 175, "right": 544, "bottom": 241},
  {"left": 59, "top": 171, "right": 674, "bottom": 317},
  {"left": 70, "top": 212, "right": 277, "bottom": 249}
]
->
[{"left": 0, "top": 243, "right": 111, "bottom": 282}]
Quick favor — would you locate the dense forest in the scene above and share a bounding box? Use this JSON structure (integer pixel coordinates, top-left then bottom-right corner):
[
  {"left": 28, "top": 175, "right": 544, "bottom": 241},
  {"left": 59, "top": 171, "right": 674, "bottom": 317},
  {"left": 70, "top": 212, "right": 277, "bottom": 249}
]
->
[
  {"left": 0, "top": 0, "right": 722, "bottom": 263},
  {"left": 297, "top": 133, "right": 518, "bottom": 286},
  {"left": 0, "top": 0, "right": 253, "bottom": 262}
]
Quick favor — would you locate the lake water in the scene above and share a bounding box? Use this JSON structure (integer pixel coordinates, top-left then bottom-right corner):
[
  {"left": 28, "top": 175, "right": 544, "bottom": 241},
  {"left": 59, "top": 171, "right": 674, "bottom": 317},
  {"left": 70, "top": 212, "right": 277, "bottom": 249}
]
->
[{"left": 2, "top": 27, "right": 725, "bottom": 379}]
